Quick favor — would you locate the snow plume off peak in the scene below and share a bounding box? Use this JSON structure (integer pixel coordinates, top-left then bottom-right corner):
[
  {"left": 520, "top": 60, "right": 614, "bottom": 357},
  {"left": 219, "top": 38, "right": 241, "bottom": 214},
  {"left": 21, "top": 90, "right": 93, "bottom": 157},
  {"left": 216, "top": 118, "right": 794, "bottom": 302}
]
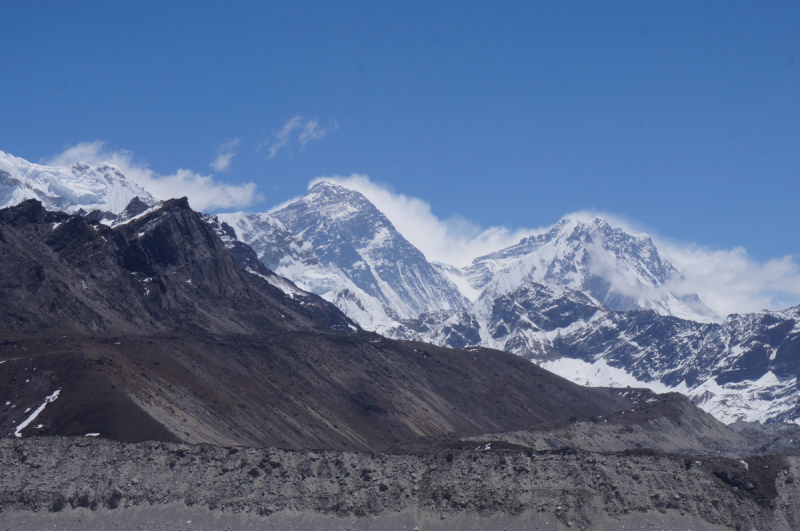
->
[
  {"left": 269, "top": 180, "right": 467, "bottom": 325},
  {"left": 308, "top": 175, "right": 537, "bottom": 268},
  {"left": 461, "top": 215, "right": 713, "bottom": 322}
]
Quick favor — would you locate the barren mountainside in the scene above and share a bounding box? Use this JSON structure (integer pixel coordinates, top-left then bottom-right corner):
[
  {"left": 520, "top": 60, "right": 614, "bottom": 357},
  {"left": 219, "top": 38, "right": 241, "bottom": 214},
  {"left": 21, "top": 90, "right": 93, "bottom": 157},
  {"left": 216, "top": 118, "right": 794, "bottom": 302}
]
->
[
  {"left": 2, "top": 149, "right": 799, "bottom": 427},
  {"left": 1, "top": 198, "right": 655, "bottom": 452}
]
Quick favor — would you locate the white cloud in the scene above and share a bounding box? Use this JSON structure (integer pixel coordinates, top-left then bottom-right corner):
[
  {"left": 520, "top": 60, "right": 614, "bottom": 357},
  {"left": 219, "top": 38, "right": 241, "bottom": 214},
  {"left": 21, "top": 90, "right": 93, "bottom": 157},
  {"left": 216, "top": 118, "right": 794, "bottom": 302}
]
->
[
  {"left": 44, "top": 141, "right": 260, "bottom": 212},
  {"left": 263, "top": 116, "right": 333, "bottom": 158},
  {"left": 662, "top": 244, "right": 800, "bottom": 318},
  {"left": 307, "top": 174, "right": 538, "bottom": 268},
  {"left": 210, "top": 138, "right": 240, "bottom": 172},
  {"left": 267, "top": 116, "right": 303, "bottom": 159}
]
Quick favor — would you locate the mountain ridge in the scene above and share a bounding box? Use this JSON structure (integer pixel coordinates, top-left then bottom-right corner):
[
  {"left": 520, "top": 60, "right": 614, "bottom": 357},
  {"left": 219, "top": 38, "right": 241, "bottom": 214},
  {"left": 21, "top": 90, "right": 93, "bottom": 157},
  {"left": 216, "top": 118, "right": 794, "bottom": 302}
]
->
[
  {"left": 0, "top": 150, "right": 157, "bottom": 216},
  {"left": 205, "top": 181, "right": 469, "bottom": 332},
  {"left": 2, "top": 197, "right": 657, "bottom": 451},
  {"left": 2, "top": 149, "right": 799, "bottom": 426}
]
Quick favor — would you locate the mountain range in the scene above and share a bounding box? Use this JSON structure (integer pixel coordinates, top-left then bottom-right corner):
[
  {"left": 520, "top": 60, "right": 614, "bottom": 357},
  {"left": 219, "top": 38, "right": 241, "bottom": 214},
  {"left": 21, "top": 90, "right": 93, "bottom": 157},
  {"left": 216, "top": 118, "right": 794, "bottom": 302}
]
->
[{"left": 2, "top": 149, "right": 797, "bottom": 427}]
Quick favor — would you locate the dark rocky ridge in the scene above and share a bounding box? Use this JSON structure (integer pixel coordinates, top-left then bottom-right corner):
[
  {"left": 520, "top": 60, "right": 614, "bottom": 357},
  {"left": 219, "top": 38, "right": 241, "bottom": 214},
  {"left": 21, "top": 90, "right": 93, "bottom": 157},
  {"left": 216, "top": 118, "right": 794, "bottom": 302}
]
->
[
  {"left": 0, "top": 197, "right": 353, "bottom": 337},
  {"left": 1, "top": 199, "right": 649, "bottom": 451}
]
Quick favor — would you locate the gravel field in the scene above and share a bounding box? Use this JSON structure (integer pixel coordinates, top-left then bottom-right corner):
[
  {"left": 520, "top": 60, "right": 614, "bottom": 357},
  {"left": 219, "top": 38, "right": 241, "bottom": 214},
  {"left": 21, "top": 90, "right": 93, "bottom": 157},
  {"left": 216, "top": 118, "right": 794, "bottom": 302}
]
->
[{"left": 1, "top": 437, "right": 798, "bottom": 530}]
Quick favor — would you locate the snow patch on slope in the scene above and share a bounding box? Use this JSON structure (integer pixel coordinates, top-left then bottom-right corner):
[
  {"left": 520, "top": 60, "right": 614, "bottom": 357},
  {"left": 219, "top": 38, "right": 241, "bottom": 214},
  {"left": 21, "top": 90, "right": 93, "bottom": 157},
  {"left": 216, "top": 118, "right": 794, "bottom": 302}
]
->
[
  {"left": 541, "top": 357, "right": 800, "bottom": 425},
  {"left": 541, "top": 358, "right": 673, "bottom": 393},
  {"left": 13, "top": 389, "right": 60, "bottom": 438}
]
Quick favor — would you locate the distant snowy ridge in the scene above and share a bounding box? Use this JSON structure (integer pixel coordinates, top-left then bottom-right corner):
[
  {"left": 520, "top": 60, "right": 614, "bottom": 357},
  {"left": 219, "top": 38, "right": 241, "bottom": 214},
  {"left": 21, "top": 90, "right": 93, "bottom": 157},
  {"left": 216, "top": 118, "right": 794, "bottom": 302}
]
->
[
  {"left": 393, "top": 281, "right": 800, "bottom": 424},
  {"left": 0, "top": 150, "right": 157, "bottom": 215}
]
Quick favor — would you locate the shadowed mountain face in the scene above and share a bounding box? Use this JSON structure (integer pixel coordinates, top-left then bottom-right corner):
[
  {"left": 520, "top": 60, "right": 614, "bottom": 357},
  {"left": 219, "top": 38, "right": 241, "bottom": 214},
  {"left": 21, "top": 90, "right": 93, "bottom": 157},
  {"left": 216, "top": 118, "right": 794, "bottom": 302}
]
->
[
  {"left": 1, "top": 199, "right": 647, "bottom": 451},
  {"left": 0, "top": 198, "right": 352, "bottom": 337}
]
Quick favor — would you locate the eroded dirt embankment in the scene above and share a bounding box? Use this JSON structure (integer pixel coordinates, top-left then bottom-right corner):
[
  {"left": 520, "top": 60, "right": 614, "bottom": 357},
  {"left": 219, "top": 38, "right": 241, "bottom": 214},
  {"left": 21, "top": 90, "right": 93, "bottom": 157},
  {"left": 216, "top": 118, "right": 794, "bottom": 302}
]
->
[{"left": 1, "top": 437, "right": 799, "bottom": 530}]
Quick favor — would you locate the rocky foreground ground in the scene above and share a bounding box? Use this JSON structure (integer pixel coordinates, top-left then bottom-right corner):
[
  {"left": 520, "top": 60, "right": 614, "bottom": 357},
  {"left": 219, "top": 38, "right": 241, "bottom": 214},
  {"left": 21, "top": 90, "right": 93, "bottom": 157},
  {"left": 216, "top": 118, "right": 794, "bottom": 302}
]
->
[{"left": 1, "top": 437, "right": 798, "bottom": 530}]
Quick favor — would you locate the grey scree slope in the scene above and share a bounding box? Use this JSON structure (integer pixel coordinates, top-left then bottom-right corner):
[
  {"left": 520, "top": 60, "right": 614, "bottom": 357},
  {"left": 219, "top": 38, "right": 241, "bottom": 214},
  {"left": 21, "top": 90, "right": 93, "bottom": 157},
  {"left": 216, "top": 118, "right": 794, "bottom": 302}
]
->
[{"left": 1, "top": 437, "right": 799, "bottom": 531}]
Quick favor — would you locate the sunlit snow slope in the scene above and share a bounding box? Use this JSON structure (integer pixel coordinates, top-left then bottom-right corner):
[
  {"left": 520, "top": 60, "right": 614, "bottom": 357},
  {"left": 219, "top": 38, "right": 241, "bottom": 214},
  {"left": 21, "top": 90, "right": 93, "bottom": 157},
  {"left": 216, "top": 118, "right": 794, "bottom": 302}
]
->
[
  {"left": 463, "top": 217, "right": 715, "bottom": 322},
  {"left": 0, "top": 150, "right": 157, "bottom": 215},
  {"left": 207, "top": 182, "right": 467, "bottom": 333}
]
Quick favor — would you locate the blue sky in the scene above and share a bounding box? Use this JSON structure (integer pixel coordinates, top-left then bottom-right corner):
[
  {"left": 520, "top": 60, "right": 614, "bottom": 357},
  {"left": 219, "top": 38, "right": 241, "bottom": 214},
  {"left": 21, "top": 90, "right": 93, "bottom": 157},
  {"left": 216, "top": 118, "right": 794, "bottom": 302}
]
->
[{"left": 1, "top": 1, "right": 798, "bottom": 268}]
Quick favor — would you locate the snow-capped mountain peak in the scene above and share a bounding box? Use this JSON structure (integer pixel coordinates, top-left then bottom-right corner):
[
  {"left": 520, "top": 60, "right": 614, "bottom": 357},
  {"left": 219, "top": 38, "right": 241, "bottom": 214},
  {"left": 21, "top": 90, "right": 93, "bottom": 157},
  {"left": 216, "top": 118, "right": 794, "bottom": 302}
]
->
[
  {"left": 269, "top": 181, "right": 468, "bottom": 322},
  {"left": 5, "top": 147, "right": 800, "bottom": 426},
  {"left": 0, "top": 150, "right": 157, "bottom": 215},
  {"left": 204, "top": 181, "right": 468, "bottom": 332},
  {"left": 464, "top": 216, "right": 714, "bottom": 322}
]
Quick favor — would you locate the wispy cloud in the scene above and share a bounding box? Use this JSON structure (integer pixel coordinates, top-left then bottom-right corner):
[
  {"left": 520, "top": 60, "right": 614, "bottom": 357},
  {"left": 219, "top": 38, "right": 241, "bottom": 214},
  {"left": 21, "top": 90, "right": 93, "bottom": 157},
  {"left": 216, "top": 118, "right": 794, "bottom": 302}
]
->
[
  {"left": 307, "top": 174, "right": 538, "bottom": 268},
  {"left": 663, "top": 244, "right": 800, "bottom": 318},
  {"left": 210, "top": 138, "right": 240, "bottom": 172},
  {"left": 263, "top": 116, "right": 334, "bottom": 159},
  {"left": 267, "top": 116, "right": 304, "bottom": 158},
  {"left": 299, "top": 119, "right": 329, "bottom": 146},
  {"left": 559, "top": 210, "right": 800, "bottom": 318},
  {"left": 304, "top": 177, "right": 800, "bottom": 318},
  {"left": 44, "top": 141, "right": 260, "bottom": 212}
]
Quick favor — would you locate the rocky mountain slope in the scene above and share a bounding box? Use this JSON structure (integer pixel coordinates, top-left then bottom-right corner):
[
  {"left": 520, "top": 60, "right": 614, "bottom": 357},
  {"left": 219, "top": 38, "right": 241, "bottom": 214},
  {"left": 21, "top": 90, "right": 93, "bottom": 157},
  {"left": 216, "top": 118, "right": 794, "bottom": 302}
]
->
[
  {"left": 2, "top": 149, "right": 799, "bottom": 428},
  {"left": 0, "top": 197, "right": 349, "bottom": 337},
  {"left": 394, "top": 283, "right": 800, "bottom": 424},
  {"left": 2, "top": 151, "right": 800, "bottom": 530},
  {"left": 1, "top": 198, "right": 657, "bottom": 452}
]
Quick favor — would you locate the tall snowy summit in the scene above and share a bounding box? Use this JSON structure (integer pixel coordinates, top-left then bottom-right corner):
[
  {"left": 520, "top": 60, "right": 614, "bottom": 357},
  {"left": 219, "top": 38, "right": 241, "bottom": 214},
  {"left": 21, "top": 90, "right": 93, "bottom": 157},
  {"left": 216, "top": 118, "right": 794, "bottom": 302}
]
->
[{"left": 463, "top": 217, "right": 715, "bottom": 323}]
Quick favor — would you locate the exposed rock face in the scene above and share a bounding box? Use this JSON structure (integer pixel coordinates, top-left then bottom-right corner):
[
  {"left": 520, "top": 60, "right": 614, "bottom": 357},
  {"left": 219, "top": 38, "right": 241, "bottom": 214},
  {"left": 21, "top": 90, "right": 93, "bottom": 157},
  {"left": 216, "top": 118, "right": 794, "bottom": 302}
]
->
[
  {"left": 3, "top": 162, "right": 800, "bottom": 529},
  {"left": 1, "top": 437, "right": 799, "bottom": 531},
  {"left": 205, "top": 190, "right": 800, "bottom": 426},
  {"left": 4, "top": 148, "right": 800, "bottom": 428},
  {"left": 395, "top": 285, "right": 800, "bottom": 424},
  {"left": 0, "top": 197, "right": 352, "bottom": 336},
  {"left": 1, "top": 199, "right": 658, "bottom": 452}
]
